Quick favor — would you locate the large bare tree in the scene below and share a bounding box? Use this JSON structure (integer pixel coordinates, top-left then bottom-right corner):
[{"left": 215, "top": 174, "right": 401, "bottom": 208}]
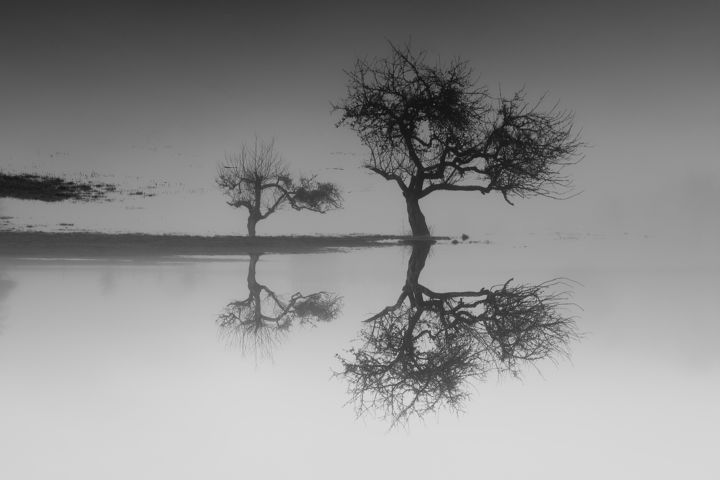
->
[
  {"left": 335, "top": 43, "right": 582, "bottom": 236},
  {"left": 217, "top": 138, "right": 342, "bottom": 237}
]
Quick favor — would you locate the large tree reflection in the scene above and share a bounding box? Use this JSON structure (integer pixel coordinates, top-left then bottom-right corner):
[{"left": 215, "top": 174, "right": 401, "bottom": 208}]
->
[
  {"left": 337, "top": 242, "right": 579, "bottom": 425},
  {"left": 217, "top": 254, "right": 342, "bottom": 358}
]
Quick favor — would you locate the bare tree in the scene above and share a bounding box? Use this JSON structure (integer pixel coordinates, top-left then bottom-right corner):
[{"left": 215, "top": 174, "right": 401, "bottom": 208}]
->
[
  {"left": 217, "top": 254, "right": 342, "bottom": 359},
  {"left": 217, "top": 138, "right": 342, "bottom": 237},
  {"left": 337, "top": 242, "right": 579, "bottom": 426},
  {"left": 335, "top": 43, "right": 582, "bottom": 236}
]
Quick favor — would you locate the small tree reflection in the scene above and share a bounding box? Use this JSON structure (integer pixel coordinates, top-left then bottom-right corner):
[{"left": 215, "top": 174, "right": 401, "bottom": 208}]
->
[
  {"left": 337, "top": 242, "right": 579, "bottom": 426},
  {"left": 217, "top": 254, "right": 342, "bottom": 359}
]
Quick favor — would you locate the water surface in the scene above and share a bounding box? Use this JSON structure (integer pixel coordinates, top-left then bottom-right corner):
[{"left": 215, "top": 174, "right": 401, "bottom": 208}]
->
[{"left": 1, "top": 237, "right": 717, "bottom": 479}]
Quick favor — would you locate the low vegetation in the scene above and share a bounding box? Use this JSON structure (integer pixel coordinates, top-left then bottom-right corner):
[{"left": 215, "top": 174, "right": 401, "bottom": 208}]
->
[
  {"left": 0, "top": 231, "right": 444, "bottom": 259},
  {"left": 0, "top": 171, "right": 117, "bottom": 202}
]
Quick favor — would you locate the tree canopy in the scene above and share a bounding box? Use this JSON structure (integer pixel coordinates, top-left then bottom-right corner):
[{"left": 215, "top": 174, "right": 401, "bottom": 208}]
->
[
  {"left": 335, "top": 43, "right": 582, "bottom": 235},
  {"left": 217, "top": 138, "right": 342, "bottom": 236}
]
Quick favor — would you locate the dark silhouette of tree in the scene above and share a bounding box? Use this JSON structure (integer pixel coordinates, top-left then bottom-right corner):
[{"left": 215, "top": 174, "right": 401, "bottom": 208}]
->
[
  {"left": 217, "top": 138, "right": 342, "bottom": 237},
  {"left": 335, "top": 43, "right": 582, "bottom": 236},
  {"left": 217, "top": 254, "right": 342, "bottom": 358},
  {"left": 336, "top": 242, "right": 578, "bottom": 426}
]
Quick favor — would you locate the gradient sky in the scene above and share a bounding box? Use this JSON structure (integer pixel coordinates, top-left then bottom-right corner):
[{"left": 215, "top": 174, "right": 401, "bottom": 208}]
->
[{"left": 1, "top": 0, "right": 718, "bottom": 239}]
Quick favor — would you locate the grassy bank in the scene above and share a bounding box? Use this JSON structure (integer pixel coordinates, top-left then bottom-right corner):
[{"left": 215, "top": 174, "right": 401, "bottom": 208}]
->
[
  {"left": 0, "top": 171, "right": 117, "bottom": 202},
  {"left": 0, "top": 231, "right": 444, "bottom": 259}
]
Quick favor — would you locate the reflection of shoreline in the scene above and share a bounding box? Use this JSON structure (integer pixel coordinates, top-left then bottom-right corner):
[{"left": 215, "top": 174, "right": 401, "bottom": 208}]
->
[
  {"left": 0, "top": 275, "right": 14, "bottom": 301},
  {"left": 217, "top": 254, "right": 342, "bottom": 359},
  {"left": 338, "top": 242, "right": 580, "bottom": 426},
  {"left": 0, "top": 231, "right": 443, "bottom": 259},
  {"left": 0, "top": 273, "right": 16, "bottom": 330}
]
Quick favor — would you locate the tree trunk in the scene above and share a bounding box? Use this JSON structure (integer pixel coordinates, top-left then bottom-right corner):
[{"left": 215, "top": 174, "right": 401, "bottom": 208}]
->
[
  {"left": 247, "top": 254, "right": 262, "bottom": 324},
  {"left": 405, "top": 241, "right": 431, "bottom": 288},
  {"left": 247, "top": 254, "right": 260, "bottom": 286},
  {"left": 404, "top": 193, "right": 430, "bottom": 237},
  {"left": 397, "top": 242, "right": 432, "bottom": 362},
  {"left": 248, "top": 180, "right": 262, "bottom": 238},
  {"left": 247, "top": 214, "right": 258, "bottom": 238},
  {"left": 404, "top": 240, "right": 432, "bottom": 308}
]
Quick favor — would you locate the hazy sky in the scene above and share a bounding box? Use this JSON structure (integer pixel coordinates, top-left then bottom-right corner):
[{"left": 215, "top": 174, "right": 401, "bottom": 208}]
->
[{"left": 1, "top": 0, "right": 718, "bottom": 238}]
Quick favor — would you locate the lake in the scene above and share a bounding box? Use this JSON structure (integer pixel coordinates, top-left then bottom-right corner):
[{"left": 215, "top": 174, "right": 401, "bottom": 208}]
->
[{"left": 1, "top": 236, "right": 718, "bottom": 479}]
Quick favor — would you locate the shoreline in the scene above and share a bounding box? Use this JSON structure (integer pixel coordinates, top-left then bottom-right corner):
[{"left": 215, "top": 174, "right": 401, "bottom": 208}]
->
[{"left": 0, "top": 231, "right": 447, "bottom": 259}]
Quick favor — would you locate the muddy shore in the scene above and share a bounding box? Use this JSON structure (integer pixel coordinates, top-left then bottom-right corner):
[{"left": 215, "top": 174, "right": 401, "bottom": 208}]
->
[{"left": 0, "top": 231, "right": 445, "bottom": 259}]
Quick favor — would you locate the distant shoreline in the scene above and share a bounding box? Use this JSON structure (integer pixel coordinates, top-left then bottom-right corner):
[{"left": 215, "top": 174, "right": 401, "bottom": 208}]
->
[{"left": 0, "top": 231, "right": 447, "bottom": 259}]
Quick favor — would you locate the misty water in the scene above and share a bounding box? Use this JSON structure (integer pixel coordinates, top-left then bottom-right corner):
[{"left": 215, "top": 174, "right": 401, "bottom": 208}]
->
[{"left": 1, "top": 237, "right": 718, "bottom": 479}]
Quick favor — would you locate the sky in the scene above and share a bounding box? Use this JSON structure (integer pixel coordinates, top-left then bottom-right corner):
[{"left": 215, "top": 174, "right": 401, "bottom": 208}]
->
[{"left": 1, "top": 0, "right": 718, "bottom": 240}]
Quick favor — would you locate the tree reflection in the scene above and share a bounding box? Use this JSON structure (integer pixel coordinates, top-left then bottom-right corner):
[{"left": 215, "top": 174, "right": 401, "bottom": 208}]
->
[
  {"left": 337, "top": 242, "right": 579, "bottom": 425},
  {"left": 217, "top": 254, "right": 342, "bottom": 359}
]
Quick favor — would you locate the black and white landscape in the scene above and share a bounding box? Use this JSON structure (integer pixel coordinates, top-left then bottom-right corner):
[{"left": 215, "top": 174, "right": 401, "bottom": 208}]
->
[{"left": 1, "top": 2, "right": 718, "bottom": 479}]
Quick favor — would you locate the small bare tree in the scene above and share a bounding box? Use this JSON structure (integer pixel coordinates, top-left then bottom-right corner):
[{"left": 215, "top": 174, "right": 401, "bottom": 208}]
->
[
  {"left": 217, "top": 254, "right": 342, "bottom": 359},
  {"left": 217, "top": 138, "right": 342, "bottom": 237}
]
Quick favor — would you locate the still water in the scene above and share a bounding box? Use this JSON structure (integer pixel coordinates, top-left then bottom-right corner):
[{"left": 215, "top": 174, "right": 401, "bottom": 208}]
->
[{"left": 1, "top": 238, "right": 718, "bottom": 479}]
